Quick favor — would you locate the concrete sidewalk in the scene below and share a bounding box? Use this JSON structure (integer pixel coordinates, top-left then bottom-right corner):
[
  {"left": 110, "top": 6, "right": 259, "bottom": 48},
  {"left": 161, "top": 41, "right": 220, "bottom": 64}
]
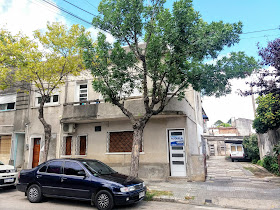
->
[
  {"left": 145, "top": 179, "right": 280, "bottom": 209},
  {"left": 145, "top": 157, "right": 280, "bottom": 209}
]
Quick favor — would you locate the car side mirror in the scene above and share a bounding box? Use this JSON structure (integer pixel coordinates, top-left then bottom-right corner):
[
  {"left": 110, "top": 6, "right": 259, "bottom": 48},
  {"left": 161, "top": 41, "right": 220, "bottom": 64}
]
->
[{"left": 78, "top": 170, "right": 86, "bottom": 177}]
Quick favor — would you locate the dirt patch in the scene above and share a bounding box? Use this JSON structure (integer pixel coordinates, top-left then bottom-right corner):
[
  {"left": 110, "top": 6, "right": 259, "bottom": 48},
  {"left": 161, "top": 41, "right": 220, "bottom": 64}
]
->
[{"left": 243, "top": 166, "right": 272, "bottom": 178}]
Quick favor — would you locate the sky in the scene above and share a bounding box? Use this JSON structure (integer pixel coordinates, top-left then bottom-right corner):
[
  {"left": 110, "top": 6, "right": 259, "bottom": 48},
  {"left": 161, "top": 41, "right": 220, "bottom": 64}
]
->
[{"left": 0, "top": 0, "right": 279, "bottom": 127}]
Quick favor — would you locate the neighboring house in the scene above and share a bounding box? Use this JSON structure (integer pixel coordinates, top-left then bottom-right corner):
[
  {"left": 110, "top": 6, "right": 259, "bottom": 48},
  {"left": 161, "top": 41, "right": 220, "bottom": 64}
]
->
[
  {"left": 204, "top": 118, "right": 254, "bottom": 157},
  {"left": 0, "top": 70, "right": 207, "bottom": 181}
]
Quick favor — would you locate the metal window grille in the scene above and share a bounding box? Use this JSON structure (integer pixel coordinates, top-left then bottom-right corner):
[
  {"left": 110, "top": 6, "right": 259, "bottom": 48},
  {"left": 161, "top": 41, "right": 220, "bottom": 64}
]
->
[
  {"left": 108, "top": 131, "right": 142, "bottom": 153},
  {"left": 76, "top": 135, "right": 87, "bottom": 155},
  {"left": 61, "top": 136, "right": 73, "bottom": 156}
]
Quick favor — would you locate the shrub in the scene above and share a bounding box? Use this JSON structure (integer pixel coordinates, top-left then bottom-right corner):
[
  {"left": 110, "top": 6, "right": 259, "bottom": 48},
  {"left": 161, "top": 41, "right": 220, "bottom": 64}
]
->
[
  {"left": 243, "top": 134, "right": 260, "bottom": 162},
  {"left": 256, "top": 159, "right": 264, "bottom": 167},
  {"left": 263, "top": 155, "right": 279, "bottom": 176}
]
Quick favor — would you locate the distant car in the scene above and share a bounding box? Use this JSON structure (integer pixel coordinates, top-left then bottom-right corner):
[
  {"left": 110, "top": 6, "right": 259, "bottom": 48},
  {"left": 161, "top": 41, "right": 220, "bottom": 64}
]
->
[
  {"left": 17, "top": 158, "right": 146, "bottom": 210},
  {"left": 0, "top": 161, "right": 17, "bottom": 188},
  {"left": 230, "top": 144, "right": 246, "bottom": 162}
]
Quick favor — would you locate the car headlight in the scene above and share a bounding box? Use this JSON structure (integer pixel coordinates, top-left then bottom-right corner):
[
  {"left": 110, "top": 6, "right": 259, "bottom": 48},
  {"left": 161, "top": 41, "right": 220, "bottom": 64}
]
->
[
  {"left": 120, "top": 186, "right": 136, "bottom": 192},
  {"left": 142, "top": 182, "right": 145, "bottom": 187},
  {"left": 9, "top": 169, "right": 16, "bottom": 173}
]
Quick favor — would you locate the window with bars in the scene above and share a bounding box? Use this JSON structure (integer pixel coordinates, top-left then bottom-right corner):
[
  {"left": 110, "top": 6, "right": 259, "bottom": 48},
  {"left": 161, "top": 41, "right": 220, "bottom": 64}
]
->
[
  {"left": 79, "top": 84, "right": 88, "bottom": 102},
  {"left": 76, "top": 135, "right": 87, "bottom": 155},
  {"left": 61, "top": 136, "right": 72, "bottom": 156},
  {"left": 108, "top": 131, "right": 142, "bottom": 153}
]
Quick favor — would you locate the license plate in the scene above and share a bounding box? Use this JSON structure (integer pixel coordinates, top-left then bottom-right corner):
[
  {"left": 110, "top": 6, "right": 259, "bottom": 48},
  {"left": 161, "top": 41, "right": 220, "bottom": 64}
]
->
[
  {"left": 4, "top": 178, "right": 14, "bottom": 183},
  {"left": 139, "top": 191, "right": 145, "bottom": 199}
]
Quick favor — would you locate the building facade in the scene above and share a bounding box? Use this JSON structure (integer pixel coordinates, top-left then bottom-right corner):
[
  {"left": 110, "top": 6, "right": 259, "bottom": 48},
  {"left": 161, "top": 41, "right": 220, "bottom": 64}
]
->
[{"left": 0, "top": 71, "right": 206, "bottom": 181}]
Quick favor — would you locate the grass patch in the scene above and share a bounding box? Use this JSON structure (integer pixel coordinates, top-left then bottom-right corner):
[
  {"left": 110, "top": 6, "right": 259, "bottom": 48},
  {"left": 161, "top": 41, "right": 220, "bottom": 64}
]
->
[
  {"left": 243, "top": 166, "right": 273, "bottom": 178},
  {"left": 185, "top": 195, "right": 195, "bottom": 200},
  {"left": 244, "top": 166, "right": 258, "bottom": 173},
  {"left": 144, "top": 190, "right": 173, "bottom": 201}
]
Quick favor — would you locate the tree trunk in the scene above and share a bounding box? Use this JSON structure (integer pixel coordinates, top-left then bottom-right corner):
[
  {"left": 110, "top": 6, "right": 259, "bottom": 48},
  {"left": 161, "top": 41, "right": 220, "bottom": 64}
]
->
[
  {"left": 38, "top": 96, "right": 52, "bottom": 162},
  {"left": 129, "top": 124, "right": 145, "bottom": 178}
]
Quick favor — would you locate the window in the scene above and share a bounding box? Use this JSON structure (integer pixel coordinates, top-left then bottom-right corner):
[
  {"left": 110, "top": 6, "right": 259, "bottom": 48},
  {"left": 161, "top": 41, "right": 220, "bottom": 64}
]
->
[
  {"left": 231, "top": 146, "right": 236, "bottom": 152},
  {"left": 36, "top": 94, "right": 59, "bottom": 106},
  {"left": 46, "top": 161, "right": 63, "bottom": 174},
  {"left": 39, "top": 165, "right": 47, "bottom": 173},
  {"left": 78, "top": 84, "right": 88, "bottom": 102},
  {"left": 76, "top": 135, "right": 87, "bottom": 155},
  {"left": 0, "top": 94, "right": 16, "bottom": 111},
  {"left": 61, "top": 136, "right": 72, "bottom": 156},
  {"left": 108, "top": 131, "right": 142, "bottom": 153},
  {"left": 64, "top": 161, "right": 85, "bottom": 176},
  {"left": 0, "top": 136, "right": 12, "bottom": 155}
]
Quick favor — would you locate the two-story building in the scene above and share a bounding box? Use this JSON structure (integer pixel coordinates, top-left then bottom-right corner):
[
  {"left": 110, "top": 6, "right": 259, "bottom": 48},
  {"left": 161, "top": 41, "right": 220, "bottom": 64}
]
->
[{"left": 0, "top": 70, "right": 207, "bottom": 181}]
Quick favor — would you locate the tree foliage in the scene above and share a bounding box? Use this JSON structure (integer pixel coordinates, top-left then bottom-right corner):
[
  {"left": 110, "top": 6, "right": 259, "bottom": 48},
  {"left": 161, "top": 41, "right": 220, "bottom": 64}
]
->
[
  {"left": 0, "top": 22, "right": 87, "bottom": 161},
  {"left": 243, "top": 38, "right": 280, "bottom": 97},
  {"left": 243, "top": 134, "right": 260, "bottom": 163},
  {"left": 80, "top": 0, "right": 258, "bottom": 177},
  {"left": 253, "top": 93, "right": 280, "bottom": 133}
]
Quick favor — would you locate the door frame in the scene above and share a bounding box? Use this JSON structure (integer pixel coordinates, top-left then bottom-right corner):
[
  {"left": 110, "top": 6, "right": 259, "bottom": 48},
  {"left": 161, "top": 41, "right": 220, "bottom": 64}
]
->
[
  {"left": 166, "top": 128, "right": 187, "bottom": 177},
  {"left": 28, "top": 135, "right": 43, "bottom": 169}
]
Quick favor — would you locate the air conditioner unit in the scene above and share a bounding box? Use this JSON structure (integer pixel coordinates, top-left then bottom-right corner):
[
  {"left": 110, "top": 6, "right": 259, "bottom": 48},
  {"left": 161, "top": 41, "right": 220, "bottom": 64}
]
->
[{"left": 63, "top": 123, "right": 75, "bottom": 133}]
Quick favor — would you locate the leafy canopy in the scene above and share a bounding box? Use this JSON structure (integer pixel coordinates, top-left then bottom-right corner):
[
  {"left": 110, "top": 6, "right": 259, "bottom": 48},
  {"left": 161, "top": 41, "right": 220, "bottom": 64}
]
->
[
  {"left": 0, "top": 22, "right": 87, "bottom": 97},
  {"left": 80, "top": 0, "right": 258, "bottom": 124},
  {"left": 253, "top": 93, "right": 280, "bottom": 133}
]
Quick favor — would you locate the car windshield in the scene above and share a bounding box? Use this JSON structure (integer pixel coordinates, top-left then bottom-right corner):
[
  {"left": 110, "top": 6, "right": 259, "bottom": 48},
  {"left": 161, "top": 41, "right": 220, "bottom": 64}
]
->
[
  {"left": 81, "top": 160, "right": 116, "bottom": 175},
  {"left": 0, "top": 161, "right": 3, "bottom": 165}
]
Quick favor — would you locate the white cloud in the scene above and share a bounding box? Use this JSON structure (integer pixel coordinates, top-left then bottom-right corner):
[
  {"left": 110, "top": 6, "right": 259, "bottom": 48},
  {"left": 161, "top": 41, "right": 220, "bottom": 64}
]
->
[
  {"left": 202, "top": 77, "right": 255, "bottom": 127},
  {"left": 86, "top": 26, "right": 115, "bottom": 44},
  {"left": 0, "top": 0, "right": 67, "bottom": 37}
]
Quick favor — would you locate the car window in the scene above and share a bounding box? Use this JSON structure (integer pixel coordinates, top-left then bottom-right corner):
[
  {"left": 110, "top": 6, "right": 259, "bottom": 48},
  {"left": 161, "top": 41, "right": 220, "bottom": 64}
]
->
[
  {"left": 64, "top": 161, "right": 85, "bottom": 176},
  {"left": 237, "top": 146, "right": 243, "bottom": 152},
  {"left": 231, "top": 146, "right": 236, "bottom": 152},
  {"left": 39, "top": 165, "right": 47, "bottom": 173},
  {"left": 0, "top": 161, "right": 3, "bottom": 165},
  {"left": 47, "top": 161, "right": 63, "bottom": 174},
  {"left": 81, "top": 160, "right": 116, "bottom": 175}
]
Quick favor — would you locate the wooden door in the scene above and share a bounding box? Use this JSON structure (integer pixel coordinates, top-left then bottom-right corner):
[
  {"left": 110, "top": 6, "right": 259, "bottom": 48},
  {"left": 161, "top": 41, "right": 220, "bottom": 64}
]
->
[
  {"left": 32, "top": 138, "right": 41, "bottom": 168},
  {"left": 65, "top": 136, "right": 72, "bottom": 155},
  {"left": 79, "top": 136, "right": 86, "bottom": 155}
]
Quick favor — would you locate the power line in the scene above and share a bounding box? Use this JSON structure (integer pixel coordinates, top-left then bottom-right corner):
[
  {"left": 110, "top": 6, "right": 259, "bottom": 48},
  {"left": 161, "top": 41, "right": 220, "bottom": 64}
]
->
[
  {"left": 42, "top": 0, "right": 93, "bottom": 26},
  {"left": 241, "top": 27, "right": 279, "bottom": 35},
  {"left": 62, "top": 0, "right": 96, "bottom": 16},
  {"left": 82, "top": 0, "right": 99, "bottom": 11},
  {"left": 240, "top": 33, "right": 280, "bottom": 40}
]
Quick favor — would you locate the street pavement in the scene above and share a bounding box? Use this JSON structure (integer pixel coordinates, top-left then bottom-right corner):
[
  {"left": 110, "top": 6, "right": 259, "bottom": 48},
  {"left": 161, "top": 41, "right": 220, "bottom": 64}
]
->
[
  {"left": 0, "top": 187, "right": 232, "bottom": 210},
  {"left": 146, "top": 156, "right": 280, "bottom": 210},
  {"left": 1, "top": 156, "right": 279, "bottom": 209}
]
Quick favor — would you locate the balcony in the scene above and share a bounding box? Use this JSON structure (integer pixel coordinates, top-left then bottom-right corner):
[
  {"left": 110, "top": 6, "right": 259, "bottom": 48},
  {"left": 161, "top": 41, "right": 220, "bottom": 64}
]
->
[{"left": 61, "top": 98, "right": 193, "bottom": 124}]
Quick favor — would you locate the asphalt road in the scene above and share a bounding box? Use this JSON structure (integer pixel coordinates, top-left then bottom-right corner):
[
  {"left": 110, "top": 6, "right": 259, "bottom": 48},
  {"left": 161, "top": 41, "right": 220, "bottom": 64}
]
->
[{"left": 0, "top": 187, "right": 231, "bottom": 210}]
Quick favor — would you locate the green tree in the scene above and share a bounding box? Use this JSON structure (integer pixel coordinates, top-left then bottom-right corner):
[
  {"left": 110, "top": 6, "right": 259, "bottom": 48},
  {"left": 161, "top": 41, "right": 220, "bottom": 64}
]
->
[
  {"left": 0, "top": 22, "right": 87, "bottom": 161},
  {"left": 253, "top": 93, "right": 280, "bottom": 134},
  {"left": 243, "top": 134, "right": 260, "bottom": 163},
  {"left": 80, "top": 0, "right": 259, "bottom": 177}
]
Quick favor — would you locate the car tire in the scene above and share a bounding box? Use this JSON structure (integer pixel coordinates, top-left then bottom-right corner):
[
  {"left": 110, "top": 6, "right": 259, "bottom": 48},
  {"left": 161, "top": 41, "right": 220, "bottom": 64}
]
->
[
  {"left": 27, "top": 184, "right": 42, "bottom": 203},
  {"left": 95, "top": 190, "right": 114, "bottom": 210},
  {"left": 231, "top": 159, "right": 234, "bottom": 162}
]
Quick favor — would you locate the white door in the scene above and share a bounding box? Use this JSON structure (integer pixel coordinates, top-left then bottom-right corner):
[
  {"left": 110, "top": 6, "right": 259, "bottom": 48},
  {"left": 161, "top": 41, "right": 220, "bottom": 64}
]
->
[{"left": 169, "top": 130, "right": 186, "bottom": 176}]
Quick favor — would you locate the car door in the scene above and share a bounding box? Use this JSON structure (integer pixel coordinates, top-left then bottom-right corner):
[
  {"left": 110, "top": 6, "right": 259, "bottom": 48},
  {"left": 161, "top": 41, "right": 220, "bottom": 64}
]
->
[
  {"left": 60, "top": 160, "right": 92, "bottom": 199},
  {"left": 36, "top": 160, "right": 64, "bottom": 196}
]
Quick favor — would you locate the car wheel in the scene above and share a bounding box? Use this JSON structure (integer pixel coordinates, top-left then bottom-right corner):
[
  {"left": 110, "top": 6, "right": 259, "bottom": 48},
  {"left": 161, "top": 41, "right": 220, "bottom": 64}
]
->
[
  {"left": 231, "top": 159, "right": 234, "bottom": 162},
  {"left": 27, "top": 184, "right": 42, "bottom": 203},
  {"left": 95, "top": 190, "right": 114, "bottom": 210}
]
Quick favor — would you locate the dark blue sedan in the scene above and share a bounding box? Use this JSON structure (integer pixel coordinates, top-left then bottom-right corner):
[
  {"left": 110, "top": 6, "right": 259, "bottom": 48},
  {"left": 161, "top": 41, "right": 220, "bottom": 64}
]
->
[{"left": 17, "top": 158, "right": 146, "bottom": 210}]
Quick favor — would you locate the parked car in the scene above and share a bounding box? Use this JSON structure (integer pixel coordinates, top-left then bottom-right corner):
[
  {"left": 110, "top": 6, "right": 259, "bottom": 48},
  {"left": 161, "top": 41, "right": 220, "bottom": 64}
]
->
[
  {"left": 0, "top": 161, "right": 17, "bottom": 188},
  {"left": 17, "top": 158, "right": 146, "bottom": 210},
  {"left": 230, "top": 144, "right": 246, "bottom": 162}
]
